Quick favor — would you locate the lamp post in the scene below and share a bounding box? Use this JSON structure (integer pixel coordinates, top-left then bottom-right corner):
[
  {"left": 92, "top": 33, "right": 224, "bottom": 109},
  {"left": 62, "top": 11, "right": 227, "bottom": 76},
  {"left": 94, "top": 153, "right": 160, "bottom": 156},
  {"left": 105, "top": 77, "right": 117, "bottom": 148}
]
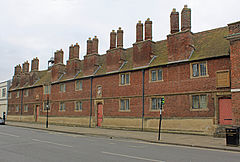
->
[
  {"left": 46, "top": 95, "right": 49, "bottom": 128},
  {"left": 158, "top": 97, "right": 165, "bottom": 141}
]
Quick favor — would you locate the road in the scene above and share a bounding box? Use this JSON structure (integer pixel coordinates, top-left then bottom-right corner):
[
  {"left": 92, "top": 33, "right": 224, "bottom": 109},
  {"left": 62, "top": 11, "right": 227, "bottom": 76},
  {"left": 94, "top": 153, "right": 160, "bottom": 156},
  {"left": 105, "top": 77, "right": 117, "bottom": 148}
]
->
[{"left": 0, "top": 125, "right": 239, "bottom": 162}]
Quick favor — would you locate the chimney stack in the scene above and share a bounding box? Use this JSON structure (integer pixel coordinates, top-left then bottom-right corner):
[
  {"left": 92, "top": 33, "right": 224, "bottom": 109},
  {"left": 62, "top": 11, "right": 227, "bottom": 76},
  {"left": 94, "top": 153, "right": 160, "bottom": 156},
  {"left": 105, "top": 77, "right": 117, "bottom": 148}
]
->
[
  {"left": 87, "top": 37, "right": 93, "bottom": 55},
  {"left": 14, "top": 64, "right": 22, "bottom": 75},
  {"left": 92, "top": 36, "right": 99, "bottom": 54},
  {"left": 22, "top": 61, "right": 29, "bottom": 73},
  {"left": 145, "top": 18, "right": 152, "bottom": 40},
  {"left": 110, "top": 30, "right": 117, "bottom": 49},
  {"left": 136, "top": 20, "right": 143, "bottom": 42},
  {"left": 73, "top": 43, "right": 79, "bottom": 59},
  {"left": 54, "top": 49, "right": 64, "bottom": 64},
  {"left": 170, "top": 8, "right": 179, "bottom": 34},
  {"left": 69, "top": 44, "right": 74, "bottom": 59},
  {"left": 31, "top": 57, "right": 39, "bottom": 71},
  {"left": 181, "top": 5, "right": 191, "bottom": 31},
  {"left": 117, "top": 27, "right": 123, "bottom": 48}
]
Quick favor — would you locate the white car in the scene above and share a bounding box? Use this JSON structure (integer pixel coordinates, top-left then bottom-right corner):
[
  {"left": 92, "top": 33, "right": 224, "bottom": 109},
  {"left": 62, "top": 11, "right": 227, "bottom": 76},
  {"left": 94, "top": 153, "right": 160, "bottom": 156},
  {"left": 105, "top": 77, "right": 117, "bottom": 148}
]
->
[{"left": 0, "top": 117, "right": 5, "bottom": 125}]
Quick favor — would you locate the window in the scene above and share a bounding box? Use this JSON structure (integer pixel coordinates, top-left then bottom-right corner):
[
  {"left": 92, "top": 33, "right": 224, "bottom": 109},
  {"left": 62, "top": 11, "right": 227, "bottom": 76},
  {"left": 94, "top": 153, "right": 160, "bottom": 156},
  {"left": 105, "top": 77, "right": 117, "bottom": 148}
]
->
[
  {"left": 16, "top": 105, "right": 19, "bottom": 112},
  {"left": 75, "top": 80, "right": 82, "bottom": 91},
  {"left": 24, "top": 105, "right": 28, "bottom": 112},
  {"left": 192, "top": 95, "right": 207, "bottom": 109},
  {"left": 16, "top": 91, "right": 20, "bottom": 98},
  {"left": 120, "top": 73, "right": 130, "bottom": 85},
  {"left": 120, "top": 99, "right": 130, "bottom": 111},
  {"left": 43, "top": 102, "right": 50, "bottom": 111},
  {"left": 150, "top": 69, "right": 163, "bottom": 82},
  {"left": 24, "top": 89, "right": 28, "bottom": 97},
  {"left": 2, "top": 88, "right": 6, "bottom": 97},
  {"left": 75, "top": 101, "right": 82, "bottom": 111},
  {"left": 151, "top": 98, "right": 162, "bottom": 110},
  {"left": 59, "top": 102, "right": 65, "bottom": 111},
  {"left": 44, "top": 85, "right": 51, "bottom": 94},
  {"left": 191, "top": 62, "right": 207, "bottom": 78},
  {"left": 60, "top": 84, "right": 66, "bottom": 92}
]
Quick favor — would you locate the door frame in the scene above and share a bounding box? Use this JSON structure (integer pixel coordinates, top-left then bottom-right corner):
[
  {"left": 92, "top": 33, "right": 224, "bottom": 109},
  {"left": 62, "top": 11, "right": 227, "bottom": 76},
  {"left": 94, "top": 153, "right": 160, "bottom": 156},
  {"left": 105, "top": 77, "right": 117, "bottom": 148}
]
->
[{"left": 94, "top": 100, "right": 104, "bottom": 127}]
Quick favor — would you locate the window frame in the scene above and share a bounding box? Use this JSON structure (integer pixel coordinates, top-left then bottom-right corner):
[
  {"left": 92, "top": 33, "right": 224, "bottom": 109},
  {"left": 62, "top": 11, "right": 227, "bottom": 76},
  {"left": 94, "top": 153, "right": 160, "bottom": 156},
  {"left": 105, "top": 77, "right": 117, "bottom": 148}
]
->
[
  {"left": 60, "top": 83, "right": 66, "bottom": 93},
  {"left": 44, "top": 85, "right": 51, "bottom": 94},
  {"left": 75, "top": 101, "right": 82, "bottom": 112},
  {"left": 75, "top": 80, "right": 83, "bottom": 91},
  {"left": 16, "top": 91, "right": 20, "bottom": 98},
  {"left": 16, "top": 105, "right": 19, "bottom": 112},
  {"left": 43, "top": 101, "right": 51, "bottom": 112},
  {"left": 150, "top": 97, "right": 163, "bottom": 111},
  {"left": 119, "top": 73, "right": 130, "bottom": 86},
  {"left": 190, "top": 94, "right": 209, "bottom": 111},
  {"left": 119, "top": 98, "right": 130, "bottom": 111},
  {"left": 24, "top": 89, "right": 29, "bottom": 97},
  {"left": 149, "top": 68, "right": 163, "bottom": 82},
  {"left": 24, "top": 104, "right": 28, "bottom": 112},
  {"left": 190, "top": 61, "right": 208, "bottom": 78},
  {"left": 2, "top": 88, "right": 6, "bottom": 97},
  {"left": 59, "top": 102, "right": 66, "bottom": 112}
]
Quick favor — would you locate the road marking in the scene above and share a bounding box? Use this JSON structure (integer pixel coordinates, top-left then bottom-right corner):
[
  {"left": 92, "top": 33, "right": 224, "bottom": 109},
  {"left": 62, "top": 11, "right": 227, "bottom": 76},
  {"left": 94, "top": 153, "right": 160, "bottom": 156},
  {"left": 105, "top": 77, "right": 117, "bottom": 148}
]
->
[
  {"left": 101, "top": 151, "right": 165, "bottom": 162},
  {"left": 0, "top": 132, "right": 20, "bottom": 137},
  {"left": 32, "top": 139, "right": 73, "bottom": 148}
]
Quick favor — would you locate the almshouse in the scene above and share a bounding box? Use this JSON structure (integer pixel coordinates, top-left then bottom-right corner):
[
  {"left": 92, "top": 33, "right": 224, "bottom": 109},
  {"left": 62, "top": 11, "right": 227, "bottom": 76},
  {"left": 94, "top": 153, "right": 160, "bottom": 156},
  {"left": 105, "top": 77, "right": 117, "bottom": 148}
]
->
[{"left": 7, "top": 5, "right": 240, "bottom": 135}]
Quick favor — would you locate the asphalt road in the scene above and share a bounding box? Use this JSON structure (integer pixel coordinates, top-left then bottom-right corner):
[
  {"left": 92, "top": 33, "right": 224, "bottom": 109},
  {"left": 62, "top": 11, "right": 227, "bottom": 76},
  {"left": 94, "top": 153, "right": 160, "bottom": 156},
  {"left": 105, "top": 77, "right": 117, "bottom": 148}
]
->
[{"left": 0, "top": 125, "right": 239, "bottom": 162}]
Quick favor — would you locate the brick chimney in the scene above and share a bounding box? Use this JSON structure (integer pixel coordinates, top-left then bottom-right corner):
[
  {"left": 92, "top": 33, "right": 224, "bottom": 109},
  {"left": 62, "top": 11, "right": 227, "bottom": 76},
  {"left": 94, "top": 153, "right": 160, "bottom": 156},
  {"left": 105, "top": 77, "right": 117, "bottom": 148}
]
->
[
  {"left": 145, "top": 18, "right": 152, "bottom": 40},
  {"left": 117, "top": 27, "right": 123, "bottom": 48},
  {"left": 181, "top": 5, "right": 191, "bottom": 31},
  {"left": 22, "top": 61, "right": 29, "bottom": 73},
  {"left": 110, "top": 30, "right": 117, "bottom": 49},
  {"left": 54, "top": 49, "right": 64, "bottom": 64},
  {"left": 73, "top": 43, "right": 79, "bottom": 59},
  {"left": 226, "top": 21, "right": 240, "bottom": 125},
  {"left": 69, "top": 44, "right": 74, "bottom": 59},
  {"left": 136, "top": 20, "right": 143, "bottom": 42},
  {"left": 31, "top": 57, "right": 39, "bottom": 71},
  {"left": 92, "top": 36, "right": 99, "bottom": 54},
  {"left": 87, "top": 38, "right": 93, "bottom": 55},
  {"left": 170, "top": 8, "right": 179, "bottom": 34},
  {"left": 14, "top": 64, "right": 22, "bottom": 76},
  {"left": 52, "top": 49, "right": 65, "bottom": 82}
]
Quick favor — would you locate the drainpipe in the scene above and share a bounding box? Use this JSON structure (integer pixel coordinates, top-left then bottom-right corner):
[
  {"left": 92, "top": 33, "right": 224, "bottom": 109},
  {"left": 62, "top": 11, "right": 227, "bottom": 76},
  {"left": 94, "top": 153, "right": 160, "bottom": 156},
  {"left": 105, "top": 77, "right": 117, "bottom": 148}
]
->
[
  {"left": 89, "top": 76, "right": 93, "bottom": 128},
  {"left": 20, "top": 89, "right": 23, "bottom": 118},
  {"left": 142, "top": 69, "right": 145, "bottom": 131}
]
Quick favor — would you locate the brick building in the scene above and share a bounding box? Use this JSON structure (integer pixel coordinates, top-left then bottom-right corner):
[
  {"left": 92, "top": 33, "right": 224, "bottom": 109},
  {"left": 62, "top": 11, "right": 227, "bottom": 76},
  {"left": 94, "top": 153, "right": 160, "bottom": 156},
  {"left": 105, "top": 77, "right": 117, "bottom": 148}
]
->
[{"left": 7, "top": 5, "right": 240, "bottom": 135}]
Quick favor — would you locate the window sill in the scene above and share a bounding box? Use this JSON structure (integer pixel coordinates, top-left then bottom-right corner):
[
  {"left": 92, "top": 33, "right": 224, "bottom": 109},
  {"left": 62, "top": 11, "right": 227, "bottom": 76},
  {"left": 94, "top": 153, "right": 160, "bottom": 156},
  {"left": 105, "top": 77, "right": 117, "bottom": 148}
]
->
[
  {"left": 190, "top": 108, "right": 209, "bottom": 111},
  {"left": 59, "top": 110, "right": 66, "bottom": 112},
  {"left": 149, "top": 80, "right": 163, "bottom": 83},
  {"left": 119, "top": 110, "right": 131, "bottom": 112},
  {"left": 150, "top": 109, "right": 164, "bottom": 112},
  {"left": 74, "top": 110, "right": 82, "bottom": 112},
  {"left": 119, "top": 84, "right": 130, "bottom": 86},
  {"left": 190, "top": 75, "right": 209, "bottom": 79}
]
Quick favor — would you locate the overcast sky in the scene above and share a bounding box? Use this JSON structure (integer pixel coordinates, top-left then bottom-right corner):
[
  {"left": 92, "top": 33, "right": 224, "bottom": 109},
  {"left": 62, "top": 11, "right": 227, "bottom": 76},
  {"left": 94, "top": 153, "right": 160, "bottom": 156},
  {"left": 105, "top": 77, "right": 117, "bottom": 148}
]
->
[{"left": 0, "top": 0, "right": 239, "bottom": 82}]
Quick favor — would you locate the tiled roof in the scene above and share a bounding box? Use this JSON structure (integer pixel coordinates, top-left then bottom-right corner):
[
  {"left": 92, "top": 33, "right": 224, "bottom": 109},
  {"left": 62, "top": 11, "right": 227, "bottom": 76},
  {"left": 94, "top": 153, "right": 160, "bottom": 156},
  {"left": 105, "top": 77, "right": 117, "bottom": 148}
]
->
[{"left": 10, "top": 26, "right": 230, "bottom": 89}]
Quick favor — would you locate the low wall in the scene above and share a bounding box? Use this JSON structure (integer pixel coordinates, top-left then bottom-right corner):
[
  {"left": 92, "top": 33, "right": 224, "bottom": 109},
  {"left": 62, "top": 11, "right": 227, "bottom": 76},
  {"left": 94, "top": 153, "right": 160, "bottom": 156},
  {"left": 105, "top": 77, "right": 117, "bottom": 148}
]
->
[{"left": 7, "top": 115, "right": 216, "bottom": 135}]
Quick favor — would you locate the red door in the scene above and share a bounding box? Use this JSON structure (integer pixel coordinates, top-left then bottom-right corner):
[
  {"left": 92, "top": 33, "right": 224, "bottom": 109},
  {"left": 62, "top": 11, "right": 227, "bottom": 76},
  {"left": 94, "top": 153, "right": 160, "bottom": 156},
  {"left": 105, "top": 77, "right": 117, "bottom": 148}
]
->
[
  {"left": 35, "top": 105, "right": 39, "bottom": 122},
  {"left": 97, "top": 103, "right": 103, "bottom": 126},
  {"left": 219, "top": 99, "right": 232, "bottom": 125}
]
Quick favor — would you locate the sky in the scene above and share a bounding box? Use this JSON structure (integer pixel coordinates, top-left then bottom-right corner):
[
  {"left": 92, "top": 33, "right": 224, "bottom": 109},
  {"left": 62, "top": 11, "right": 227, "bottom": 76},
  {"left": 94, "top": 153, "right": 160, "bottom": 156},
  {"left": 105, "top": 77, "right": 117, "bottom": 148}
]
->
[{"left": 0, "top": 0, "right": 239, "bottom": 82}]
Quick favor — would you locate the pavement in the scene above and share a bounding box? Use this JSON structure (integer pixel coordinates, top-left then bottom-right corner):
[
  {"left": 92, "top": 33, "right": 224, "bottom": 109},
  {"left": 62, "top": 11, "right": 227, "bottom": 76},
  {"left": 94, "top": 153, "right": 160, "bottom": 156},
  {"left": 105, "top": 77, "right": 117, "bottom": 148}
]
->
[{"left": 5, "top": 121, "right": 240, "bottom": 152}]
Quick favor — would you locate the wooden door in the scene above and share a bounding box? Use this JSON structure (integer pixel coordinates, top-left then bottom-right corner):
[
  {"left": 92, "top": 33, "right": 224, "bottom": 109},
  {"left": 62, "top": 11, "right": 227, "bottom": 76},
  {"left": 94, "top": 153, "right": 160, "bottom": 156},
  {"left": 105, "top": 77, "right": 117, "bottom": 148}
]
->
[
  {"left": 97, "top": 103, "right": 103, "bottom": 127},
  {"left": 35, "top": 105, "right": 39, "bottom": 122},
  {"left": 219, "top": 99, "right": 232, "bottom": 125}
]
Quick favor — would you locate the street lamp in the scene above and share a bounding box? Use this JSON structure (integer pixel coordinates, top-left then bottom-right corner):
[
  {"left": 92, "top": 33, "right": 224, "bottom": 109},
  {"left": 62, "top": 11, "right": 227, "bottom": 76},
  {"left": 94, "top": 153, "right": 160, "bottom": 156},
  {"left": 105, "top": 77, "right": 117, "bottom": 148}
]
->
[{"left": 46, "top": 95, "right": 49, "bottom": 128}]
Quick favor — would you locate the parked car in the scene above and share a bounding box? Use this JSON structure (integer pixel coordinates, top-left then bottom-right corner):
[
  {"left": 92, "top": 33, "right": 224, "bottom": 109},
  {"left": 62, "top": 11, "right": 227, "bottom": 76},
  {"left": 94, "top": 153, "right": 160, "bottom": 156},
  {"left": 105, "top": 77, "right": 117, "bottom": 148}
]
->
[{"left": 0, "top": 117, "right": 5, "bottom": 125}]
